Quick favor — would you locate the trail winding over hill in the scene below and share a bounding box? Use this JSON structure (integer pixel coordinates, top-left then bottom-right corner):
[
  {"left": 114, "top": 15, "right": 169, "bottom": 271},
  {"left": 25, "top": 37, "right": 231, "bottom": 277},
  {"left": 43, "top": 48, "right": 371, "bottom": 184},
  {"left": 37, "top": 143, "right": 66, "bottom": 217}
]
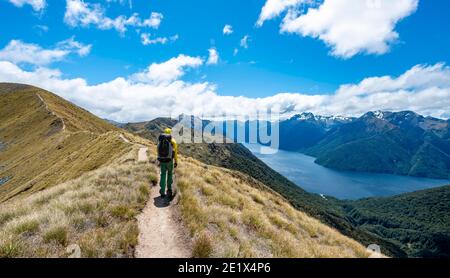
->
[
  {"left": 135, "top": 146, "right": 191, "bottom": 258},
  {"left": 36, "top": 93, "right": 66, "bottom": 131}
]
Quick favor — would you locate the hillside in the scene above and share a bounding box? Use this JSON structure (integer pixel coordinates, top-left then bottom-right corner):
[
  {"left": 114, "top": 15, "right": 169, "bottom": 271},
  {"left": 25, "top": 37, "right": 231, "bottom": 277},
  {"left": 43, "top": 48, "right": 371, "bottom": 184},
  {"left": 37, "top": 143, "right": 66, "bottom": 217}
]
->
[
  {"left": 0, "top": 140, "right": 371, "bottom": 258},
  {"left": 0, "top": 146, "right": 151, "bottom": 258},
  {"left": 343, "top": 185, "right": 450, "bottom": 258},
  {"left": 123, "top": 118, "right": 405, "bottom": 257},
  {"left": 175, "top": 154, "right": 369, "bottom": 257},
  {"left": 0, "top": 83, "right": 372, "bottom": 258},
  {"left": 0, "top": 83, "right": 130, "bottom": 202},
  {"left": 306, "top": 111, "right": 450, "bottom": 179}
]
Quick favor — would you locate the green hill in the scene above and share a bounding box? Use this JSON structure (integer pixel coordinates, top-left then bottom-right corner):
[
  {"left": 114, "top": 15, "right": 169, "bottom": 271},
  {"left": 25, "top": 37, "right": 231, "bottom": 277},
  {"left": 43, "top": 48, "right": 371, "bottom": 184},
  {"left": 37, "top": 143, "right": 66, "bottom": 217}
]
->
[{"left": 343, "top": 185, "right": 450, "bottom": 257}]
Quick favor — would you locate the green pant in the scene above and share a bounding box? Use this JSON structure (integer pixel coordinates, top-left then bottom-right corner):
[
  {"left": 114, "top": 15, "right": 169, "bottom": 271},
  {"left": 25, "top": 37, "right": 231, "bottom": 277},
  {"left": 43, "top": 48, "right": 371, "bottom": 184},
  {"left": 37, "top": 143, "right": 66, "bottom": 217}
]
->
[{"left": 159, "top": 160, "right": 174, "bottom": 195}]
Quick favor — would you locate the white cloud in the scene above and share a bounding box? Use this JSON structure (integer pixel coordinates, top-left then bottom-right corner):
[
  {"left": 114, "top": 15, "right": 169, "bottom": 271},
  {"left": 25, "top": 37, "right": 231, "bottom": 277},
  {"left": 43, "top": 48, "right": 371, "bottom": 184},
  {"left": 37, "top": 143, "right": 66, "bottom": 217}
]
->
[
  {"left": 64, "top": 0, "right": 162, "bottom": 33},
  {"left": 8, "top": 0, "right": 46, "bottom": 11},
  {"left": 142, "top": 12, "right": 163, "bottom": 29},
  {"left": 140, "top": 33, "right": 178, "bottom": 46},
  {"left": 256, "top": 0, "right": 304, "bottom": 26},
  {"left": 223, "top": 24, "right": 233, "bottom": 35},
  {"left": 0, "top": 38, "right": 92, "bottom": 66},
  {"left": 240, "top": 35, "right": 250, "bottom": 49},
  {"left": 328, "top": 64, "right": 450, "bottom": 117},
  {"left": 57, "top": 37, "right": 92, "bottom": 56},
  {"left": 258, "top": 0, "right": 419, "bottom": 58},
  {"left": 207, "top": 48, "right": 219, "bottom": 65},
  {"left": 131, "top": 54, "right": 203, "bottom": 84},
  {"left": 1, "top": 54, "right": 449, "bottom": 122}
]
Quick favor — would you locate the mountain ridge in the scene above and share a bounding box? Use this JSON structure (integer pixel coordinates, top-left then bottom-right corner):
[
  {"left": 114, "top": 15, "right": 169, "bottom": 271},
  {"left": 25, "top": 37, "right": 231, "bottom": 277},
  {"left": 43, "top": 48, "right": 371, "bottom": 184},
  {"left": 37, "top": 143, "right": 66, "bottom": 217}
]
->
[
  {"left": 0, "top": 83, "right": 130, "bottom": 202},
  {"left": 305, "top": 110, "right": 450, "bottom": 179}
]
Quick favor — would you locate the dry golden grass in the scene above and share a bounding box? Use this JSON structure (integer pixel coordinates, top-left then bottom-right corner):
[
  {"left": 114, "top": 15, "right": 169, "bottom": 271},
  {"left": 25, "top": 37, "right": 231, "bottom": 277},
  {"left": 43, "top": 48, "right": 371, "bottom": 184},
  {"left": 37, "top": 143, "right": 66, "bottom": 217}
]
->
[
  {"left": 0, "top": 137, "right": 371, "bottom": 258},
  {"left": 0, "top": 85, "right": 129, "bottom": 202},
  {"left": 0, "top": 147, "right": 156, "bottom": 258},
  {"left": 175, "top": 156, "right": 371, "bottom": 258}
]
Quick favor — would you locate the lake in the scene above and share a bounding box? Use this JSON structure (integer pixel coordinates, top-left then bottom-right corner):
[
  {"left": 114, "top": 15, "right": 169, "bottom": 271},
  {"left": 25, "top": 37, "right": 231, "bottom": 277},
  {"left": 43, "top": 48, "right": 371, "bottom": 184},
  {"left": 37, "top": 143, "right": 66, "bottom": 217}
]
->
[{"left": 244, "top": 143, "right": 450, "bottom": 200}]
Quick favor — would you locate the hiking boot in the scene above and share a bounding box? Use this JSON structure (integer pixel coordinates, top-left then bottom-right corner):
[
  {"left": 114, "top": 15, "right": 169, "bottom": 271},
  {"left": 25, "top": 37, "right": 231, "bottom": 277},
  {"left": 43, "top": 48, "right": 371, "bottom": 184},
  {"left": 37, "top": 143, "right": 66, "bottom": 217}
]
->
[{"left": 167, "top": 190, "right": 173, "bottom": 199}]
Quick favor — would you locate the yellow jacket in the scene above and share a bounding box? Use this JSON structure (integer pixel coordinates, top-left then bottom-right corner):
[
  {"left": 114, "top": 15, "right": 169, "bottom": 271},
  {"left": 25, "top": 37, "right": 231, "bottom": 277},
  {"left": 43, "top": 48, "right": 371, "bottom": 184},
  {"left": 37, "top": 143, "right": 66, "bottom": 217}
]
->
[{"left": 171, "top": 137, "right": 178, "bottom": 164}]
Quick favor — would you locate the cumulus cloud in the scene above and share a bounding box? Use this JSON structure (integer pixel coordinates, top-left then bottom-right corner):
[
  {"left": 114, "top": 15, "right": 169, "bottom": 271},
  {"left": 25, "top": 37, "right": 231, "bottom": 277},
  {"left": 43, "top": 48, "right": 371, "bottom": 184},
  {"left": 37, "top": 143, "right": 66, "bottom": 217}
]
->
[
  {"left": 0, "top": 39, "right": 448, "bottom": 120},
  {"left": 207, "top": 48, "right": 219, "bottom": 65},
  {"left": 327, "top": 63, "right": 450, "bottom": 117},
  {"left": 0, "top": 38, "right": 92, "bottom": 66},
  {"left": 223, "top": 24, "right": 233, "bottom": 35},
  {"left": 256, "top": 0, "right": 304, "bottom": 26},
  {"left": 1, "top": 57, "right": 449, "bottom": 122},
  {"left": 258, "top": 0, "right": 419, "bottom": 58},
  {"left": 8, "top": 0, "right": 46, "bottom": 11},
  {"left": 140, "top": 33, "right": 178, "bottom": 46},
  {"left": 64, "top": 0, "right": 162, "bottom": 33},
  {"left": 131, "top": 54, "right": 203, "bottom": 84}
]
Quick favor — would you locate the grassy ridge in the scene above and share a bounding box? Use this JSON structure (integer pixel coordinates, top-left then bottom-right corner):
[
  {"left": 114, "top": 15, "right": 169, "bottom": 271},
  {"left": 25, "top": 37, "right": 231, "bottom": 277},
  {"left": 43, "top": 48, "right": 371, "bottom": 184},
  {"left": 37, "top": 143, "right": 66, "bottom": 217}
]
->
[
  {"left": 0, "top": 148, "right": 153, "bottom": 258},
  {"left": 0, "top": 84, "right": 129, "bottom": 202}
]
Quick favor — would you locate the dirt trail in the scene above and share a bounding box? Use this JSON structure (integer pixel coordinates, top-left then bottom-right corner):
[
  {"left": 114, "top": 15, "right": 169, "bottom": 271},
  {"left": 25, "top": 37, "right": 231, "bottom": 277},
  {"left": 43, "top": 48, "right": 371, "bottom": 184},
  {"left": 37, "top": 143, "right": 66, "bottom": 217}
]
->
[
  {"left": 135, "top": 146, "right": 191, "bottom": 258},
  {"left": 119, "top": 134, "right": 131, "bottom": 144},
  {"left": 137, "top": 146, "right": 148, "bottom": 161},
  {"left": 36, "top": 93, "right": 67, "bottom": 131}
]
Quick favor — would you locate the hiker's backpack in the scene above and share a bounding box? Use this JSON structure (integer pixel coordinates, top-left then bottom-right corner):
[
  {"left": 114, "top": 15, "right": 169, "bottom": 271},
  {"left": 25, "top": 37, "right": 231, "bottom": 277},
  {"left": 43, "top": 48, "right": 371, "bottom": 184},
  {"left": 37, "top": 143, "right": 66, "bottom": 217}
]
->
[{"left": 157, "top": 134, "right": 173, "bottom": 162}]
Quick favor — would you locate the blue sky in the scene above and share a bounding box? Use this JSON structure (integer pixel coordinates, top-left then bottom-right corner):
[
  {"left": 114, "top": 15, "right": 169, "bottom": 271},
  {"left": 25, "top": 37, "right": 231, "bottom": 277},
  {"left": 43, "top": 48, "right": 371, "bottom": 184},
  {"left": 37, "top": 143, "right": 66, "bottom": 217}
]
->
[{"left": 0, "top": 0, "right": 450, "bottom": 121}]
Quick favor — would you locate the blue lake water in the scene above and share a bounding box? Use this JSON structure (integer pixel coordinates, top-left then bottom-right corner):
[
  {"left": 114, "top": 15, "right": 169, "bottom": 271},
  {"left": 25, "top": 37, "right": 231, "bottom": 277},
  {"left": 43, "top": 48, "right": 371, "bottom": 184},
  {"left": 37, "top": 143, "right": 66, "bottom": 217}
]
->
[{"left": 244, "top": 144, "right": 450, "bottom": 200}]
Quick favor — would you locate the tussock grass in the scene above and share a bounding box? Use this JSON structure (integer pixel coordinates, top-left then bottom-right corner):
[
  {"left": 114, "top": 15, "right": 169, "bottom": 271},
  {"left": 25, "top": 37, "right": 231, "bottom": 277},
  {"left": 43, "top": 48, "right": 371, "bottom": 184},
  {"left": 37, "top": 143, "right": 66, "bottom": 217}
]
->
[
  {"left": 192, "top": 232, "right": 213, "bottom": 258},
  {"left": 176, "top": 156, "right": 370, "bottom": 258},
  {"left": 0, "top": 148, "right": 155, "bottom": 258}
]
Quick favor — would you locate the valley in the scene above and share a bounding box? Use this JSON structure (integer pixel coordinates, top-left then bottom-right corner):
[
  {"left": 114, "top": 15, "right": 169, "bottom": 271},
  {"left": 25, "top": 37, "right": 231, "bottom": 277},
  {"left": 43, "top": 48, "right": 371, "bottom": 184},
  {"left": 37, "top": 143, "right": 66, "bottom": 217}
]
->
[{"left": 279, "top": 112, "right": 450, "bottom": 179}]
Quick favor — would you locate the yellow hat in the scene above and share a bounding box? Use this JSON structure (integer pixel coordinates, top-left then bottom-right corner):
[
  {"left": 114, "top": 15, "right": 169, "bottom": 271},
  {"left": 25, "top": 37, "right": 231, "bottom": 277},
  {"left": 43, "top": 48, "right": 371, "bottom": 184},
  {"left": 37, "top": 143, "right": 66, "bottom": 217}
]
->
[{"left": 164, "top": 128, "right": 172, "bottom": 135}]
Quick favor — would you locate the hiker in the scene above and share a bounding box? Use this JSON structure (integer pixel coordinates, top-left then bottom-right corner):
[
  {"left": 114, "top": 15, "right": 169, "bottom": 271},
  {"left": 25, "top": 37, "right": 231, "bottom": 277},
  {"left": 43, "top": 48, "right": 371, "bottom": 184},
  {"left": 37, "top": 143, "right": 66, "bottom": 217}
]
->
[{"left": 157, "top": 128, "right": 178, "bottom": 198}]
